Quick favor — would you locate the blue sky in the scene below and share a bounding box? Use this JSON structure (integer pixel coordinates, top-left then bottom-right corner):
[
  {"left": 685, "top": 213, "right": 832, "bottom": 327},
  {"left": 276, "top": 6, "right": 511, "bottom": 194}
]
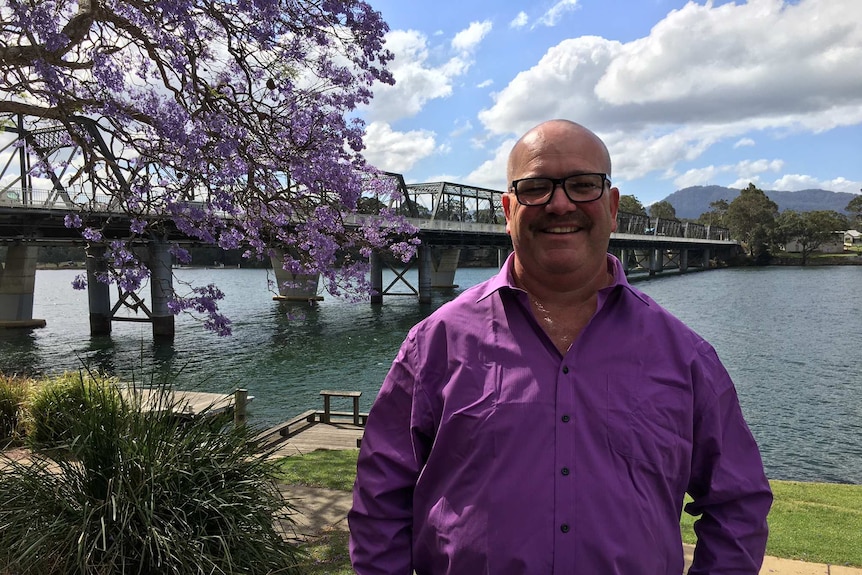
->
[{"left": 356, "top": 0, "right": 862, "bottom": 206}]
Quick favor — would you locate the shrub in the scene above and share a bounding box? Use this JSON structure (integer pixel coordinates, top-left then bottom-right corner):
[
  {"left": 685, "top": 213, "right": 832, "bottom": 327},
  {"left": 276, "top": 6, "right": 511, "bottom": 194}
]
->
[
  {"left": 24, "top": 371, "right": 123, "bottom": 449},
  {"left": 0, "top": 380, "right": 303, "bottom": 574},
  {"left": 0, "top": 374, "right": 31, "bottom": 445}
]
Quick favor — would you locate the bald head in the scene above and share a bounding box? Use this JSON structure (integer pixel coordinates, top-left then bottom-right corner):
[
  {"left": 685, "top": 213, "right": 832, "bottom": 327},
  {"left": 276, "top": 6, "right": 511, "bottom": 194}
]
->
[{"left": 507, "top": 120, "right": 612, "bottom": 185}]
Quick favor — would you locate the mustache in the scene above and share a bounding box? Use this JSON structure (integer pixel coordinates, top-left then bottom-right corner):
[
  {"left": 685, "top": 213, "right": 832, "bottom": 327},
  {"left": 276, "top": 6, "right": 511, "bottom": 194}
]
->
[{"left": 530, "top": 213, "right": 592, "bottom": 231}]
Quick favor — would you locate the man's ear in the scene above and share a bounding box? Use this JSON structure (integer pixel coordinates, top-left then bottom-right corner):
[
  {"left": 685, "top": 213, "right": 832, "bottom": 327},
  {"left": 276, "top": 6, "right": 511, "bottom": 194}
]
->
[
  {"left": 608, "top": 187, "right": 620, "bottom": 233},
  {"left": 502, "top": 193, "right": 513, "bottom": 235}
]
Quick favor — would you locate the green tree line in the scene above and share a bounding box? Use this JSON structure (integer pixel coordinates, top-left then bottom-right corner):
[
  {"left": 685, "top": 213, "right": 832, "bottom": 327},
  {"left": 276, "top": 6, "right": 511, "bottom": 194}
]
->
[{"left": 619, "top": 183, "right": 861, "bottom": 265}]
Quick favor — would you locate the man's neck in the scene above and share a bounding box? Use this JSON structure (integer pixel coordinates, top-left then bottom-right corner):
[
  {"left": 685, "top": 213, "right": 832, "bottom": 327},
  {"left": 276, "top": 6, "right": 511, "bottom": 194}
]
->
[
  {"left": 510, "top": 257, "right": 613, "bottom": 355},
  {"left": 511, "top": 257, "right": 613, "bottom": 309}
]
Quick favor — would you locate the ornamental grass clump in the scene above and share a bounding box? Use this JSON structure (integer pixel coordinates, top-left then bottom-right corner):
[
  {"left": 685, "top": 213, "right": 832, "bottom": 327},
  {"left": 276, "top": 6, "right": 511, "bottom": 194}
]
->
[
  {"left": 25, "top": 371, "right": 122, "bottom": 449},
  {"left": 0, "top": 375, "right": 303, "bottom": 575},
  {"left": 0, "top": 374, "right": 31, "bottom": 446}
]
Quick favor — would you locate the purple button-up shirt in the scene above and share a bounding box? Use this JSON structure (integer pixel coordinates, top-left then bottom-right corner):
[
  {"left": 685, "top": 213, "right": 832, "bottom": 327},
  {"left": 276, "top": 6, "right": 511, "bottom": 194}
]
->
[{"left": 349, "top": 254, "right": 771, "bottom": 574}]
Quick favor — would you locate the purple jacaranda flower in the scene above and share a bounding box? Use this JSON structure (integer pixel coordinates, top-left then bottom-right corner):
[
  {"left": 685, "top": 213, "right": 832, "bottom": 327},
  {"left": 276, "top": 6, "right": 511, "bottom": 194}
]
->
[
  {"left": 130, "top": 218, "right": 147, "bottom": 234},
  {"left": 64, "top": 214, "right": 83, "bottom": 229},
  {"left": 82, "top": 227, "right": 103, "bottom": 242},
  {"left": 8, "top": 0, "right": 415, "bottom": 335}
]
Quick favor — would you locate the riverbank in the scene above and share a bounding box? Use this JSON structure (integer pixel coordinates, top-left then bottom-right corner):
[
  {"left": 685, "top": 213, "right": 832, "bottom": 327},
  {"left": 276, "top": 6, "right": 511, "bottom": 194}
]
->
[
  {"left": 277, "top": 449, "right": 862, "bottom": 572},
  {"left": 770, "top": 253, "right": 862, "bottom": 265},
  {"left": 290, "top": 485, "right": 862, "bottom": 575}
]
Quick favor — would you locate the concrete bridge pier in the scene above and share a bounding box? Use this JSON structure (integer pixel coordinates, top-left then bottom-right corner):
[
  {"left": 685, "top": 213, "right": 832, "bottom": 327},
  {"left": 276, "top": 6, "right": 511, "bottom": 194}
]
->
[
  {"left": 149, "top": 239, "right": 175, "bottom": 338},
  {"left": 0, "top": 245, "right": 44, "bottom": 328},
  {"left": 369, "top": 252, "right": 383, "bottom": 305},
  {"left": 703, "top": 249, "right": 711, "bottom": 269},
  {"left": 85, "top": 245, "right": 112, "bottom": 336},
  {"left": 649, "top": 249, "right": 663, "bottom": 276},
  {"left": 270, "top": 249, "right": 323, "bottom": 303},
  {"left": 418, "top": 245, "right": 433, "bottom": 304},
  {"left": 613, "top": 248, "right": 634, "bottom": 274},
  {"left": 680, "top": 249, "right": 689, "bottom": 273},
  {"left": 497, "top": 247, "right": 511, "bottom": 268},
  {"left": 430, "top": 248, "right": 461, "bottom": 288}
]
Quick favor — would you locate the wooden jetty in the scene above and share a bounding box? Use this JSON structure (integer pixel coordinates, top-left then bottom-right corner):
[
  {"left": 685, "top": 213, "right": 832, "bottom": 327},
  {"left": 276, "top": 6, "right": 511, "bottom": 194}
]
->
[
  {"left": 124, "top": 387, "right": 369, "bottom": 457},
  {"left": 258, "top": 390, "right": 368, "bottom": 457},
  {"left": 120, "top": 387, "right": 252, "bottom": 425}
]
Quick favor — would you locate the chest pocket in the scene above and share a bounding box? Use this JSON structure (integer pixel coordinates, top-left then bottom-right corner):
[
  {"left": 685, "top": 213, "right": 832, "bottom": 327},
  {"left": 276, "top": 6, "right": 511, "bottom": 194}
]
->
[{"left": 605, "top": 372, "right": 691, "bottom": 477}]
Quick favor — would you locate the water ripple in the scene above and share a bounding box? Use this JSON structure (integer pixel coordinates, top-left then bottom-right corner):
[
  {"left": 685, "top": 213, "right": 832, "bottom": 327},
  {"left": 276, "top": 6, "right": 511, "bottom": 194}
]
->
[{"left": 2, "top": 266, "right": 861, "bottom": 484}]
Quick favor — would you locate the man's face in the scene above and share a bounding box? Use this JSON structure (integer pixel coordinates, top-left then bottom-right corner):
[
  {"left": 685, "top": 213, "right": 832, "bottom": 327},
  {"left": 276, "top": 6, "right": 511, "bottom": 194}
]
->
[{"left": 502, "top": 125, "right": 620, "bottom": 285}]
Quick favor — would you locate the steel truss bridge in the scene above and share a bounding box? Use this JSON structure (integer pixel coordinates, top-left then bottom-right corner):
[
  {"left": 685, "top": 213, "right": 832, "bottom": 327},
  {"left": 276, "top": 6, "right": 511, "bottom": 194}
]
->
[{"left": 0, "top": 114, "right": 739, "bottom": 338}]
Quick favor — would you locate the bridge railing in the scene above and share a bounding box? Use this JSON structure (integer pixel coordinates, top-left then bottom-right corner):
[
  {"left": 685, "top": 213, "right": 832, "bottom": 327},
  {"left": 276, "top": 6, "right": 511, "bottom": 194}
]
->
[
  {"left": 0, "top": 186, "right": 113, "bottom": 210},
  {"left": 2, "top": 187, "right": 734, "bottom": 243},
  {"left": 615, "top": 211, "right": 730, "bottom": 242},
  {"left": 343, "top": 213, "right": 506, "bottom": 235}
]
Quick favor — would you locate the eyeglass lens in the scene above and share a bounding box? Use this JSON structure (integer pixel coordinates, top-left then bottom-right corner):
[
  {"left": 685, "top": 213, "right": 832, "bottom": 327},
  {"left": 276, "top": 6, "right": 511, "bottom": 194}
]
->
[{"left": 514, "top": 174, "right": 605, "bottom": 205}]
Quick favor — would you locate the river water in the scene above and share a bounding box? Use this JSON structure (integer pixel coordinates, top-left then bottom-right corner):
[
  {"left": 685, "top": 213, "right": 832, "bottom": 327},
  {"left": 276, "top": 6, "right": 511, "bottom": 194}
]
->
[{"left": 1, "top": 265, "right": 860, "bottom": 484}]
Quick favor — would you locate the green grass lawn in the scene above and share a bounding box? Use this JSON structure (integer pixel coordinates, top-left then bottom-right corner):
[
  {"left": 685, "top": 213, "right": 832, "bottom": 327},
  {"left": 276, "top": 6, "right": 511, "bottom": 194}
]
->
[
  {"left": 681, "top": 480, "right": 862, "bottom": 567},
  {"left": 280, "top": 450, "right": 862, "bottom": 569}
]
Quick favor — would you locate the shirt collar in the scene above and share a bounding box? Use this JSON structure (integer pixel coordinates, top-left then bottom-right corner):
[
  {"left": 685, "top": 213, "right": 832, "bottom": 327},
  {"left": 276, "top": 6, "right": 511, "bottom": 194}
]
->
[{"left": 475, "top": 252, "right": 650, "bottom": 306}]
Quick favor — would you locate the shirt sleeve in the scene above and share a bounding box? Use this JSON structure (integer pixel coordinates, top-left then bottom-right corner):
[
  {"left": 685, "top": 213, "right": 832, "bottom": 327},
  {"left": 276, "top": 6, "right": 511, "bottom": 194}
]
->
[
  {"left": 685, "top": 341, "right": 773, "bottom": 575},
  {"left": 348, "top": 331, "right": 433, "bottom": 575}
]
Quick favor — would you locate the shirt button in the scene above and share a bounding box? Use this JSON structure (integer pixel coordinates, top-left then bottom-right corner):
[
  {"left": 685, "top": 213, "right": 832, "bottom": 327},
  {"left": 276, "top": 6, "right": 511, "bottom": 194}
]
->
[
  {"left": 560, "top": 523, "right": 570, "bottom": 533},
  {"left": 562, "top": 366, "right": 569, "bottom": 374},
  {"left": 561, "top": 415, "right": 570, "bottom": 423},
  {"left": 561, "top": 467, "right": 570, "bottom": 476}
]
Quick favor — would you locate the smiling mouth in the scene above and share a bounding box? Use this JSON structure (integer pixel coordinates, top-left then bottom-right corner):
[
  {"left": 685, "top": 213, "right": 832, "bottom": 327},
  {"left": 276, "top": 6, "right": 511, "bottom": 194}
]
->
[{"left": 544, "top": 226, "right": 581, "bottom": 234}]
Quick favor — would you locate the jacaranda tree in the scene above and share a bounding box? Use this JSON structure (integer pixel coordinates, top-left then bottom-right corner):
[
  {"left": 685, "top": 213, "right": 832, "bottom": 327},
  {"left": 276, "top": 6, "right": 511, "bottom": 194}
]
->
[{"left": 0, "top": 0, "right": 417, "bottom": 334}]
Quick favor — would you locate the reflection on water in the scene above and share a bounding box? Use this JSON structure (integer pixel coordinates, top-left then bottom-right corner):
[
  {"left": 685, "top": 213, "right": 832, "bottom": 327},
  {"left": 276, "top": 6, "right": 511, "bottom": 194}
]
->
[
  {"left": 638, "top": 266, "right": 862, "bottom": 485},
  {"left": 1, "top": 265, "right": 861, "bottom": 484},
  {"left": 0, "top": 329, "right": 41, "bottom": 376}
]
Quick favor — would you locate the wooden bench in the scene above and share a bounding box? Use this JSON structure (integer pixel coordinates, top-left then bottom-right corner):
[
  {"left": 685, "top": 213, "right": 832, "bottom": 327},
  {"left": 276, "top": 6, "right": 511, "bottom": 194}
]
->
[{"left": 320, "top": 390, "right": 363, "bottom": 425}]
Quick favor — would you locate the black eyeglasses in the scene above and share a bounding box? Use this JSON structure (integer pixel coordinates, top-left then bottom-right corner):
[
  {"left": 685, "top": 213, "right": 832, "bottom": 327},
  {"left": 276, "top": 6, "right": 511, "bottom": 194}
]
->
[{"left": 510, "top": 173, "right": 610, "bottom": 206}]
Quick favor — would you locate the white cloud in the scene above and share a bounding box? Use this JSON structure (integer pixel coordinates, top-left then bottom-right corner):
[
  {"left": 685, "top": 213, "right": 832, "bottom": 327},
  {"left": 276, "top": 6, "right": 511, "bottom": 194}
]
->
[
  {"left": 594, "top": 0, "right": 862, "bottom": 118},
  {"left": 424, "top": 171, "right": 463, "bottom": 183},
  {"left": 768, "top": 174, "right": 820, "bottom": 191},
  {"left": 462, "top": 137, "right": 519, "bottom": 191},
  {"left": 607, "top": 127, "right": 718, "bottom": 182},
  {"left": 738, "top": 159, "right": 785, "bottom": 175},
  {"left": 364, "top": 30, "right": 453, "bottom": 123},
  {"left": 364, "top": 22, "right": 492, "bottom": 124},
  {"left": 510, "top": 11, "right": 529, "bottom": 29},
  {"left": 734, "top": 138, "right": 756, "bottom": 148},
  {"left": 452, "top": 21, "right": 492, "bottom": 53},
  {"left": 476, "top": 0, "right": 862, "bottom": 186},
  {"left": 822, "top": 177, "right": 862, "bottom": 194},
  {"left": 476, "top": 79, "right": 493, "bottom": 89},
  {"left": 728, "top": 176, "right": 765, "bottom": 190},
  {"left": 768, "top": 174, "right": 861, "bottom": 193},
  {"left": 478, "top": 36, "right": 623, "bottom": 137},
  {"left": 362, "top": 122, "right": 438, "bottom": 173},
  {"left": 536, "top": 0, "right": 581, "bottom": 28},
  {"left": 449, "top": 119, "right": 474, "bottom": 138},
  {"left": 673, "top": 165, "right": 724, "bottom": 189},
  {"left": 673, "top": 158, "right": 784, "bottom": 189}
]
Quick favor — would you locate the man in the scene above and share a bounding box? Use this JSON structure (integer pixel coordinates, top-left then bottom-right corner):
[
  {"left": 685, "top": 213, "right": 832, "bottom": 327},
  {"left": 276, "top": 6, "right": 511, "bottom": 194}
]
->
[{"left": 349, "top": 119, "right": 772, "bottom": 574}]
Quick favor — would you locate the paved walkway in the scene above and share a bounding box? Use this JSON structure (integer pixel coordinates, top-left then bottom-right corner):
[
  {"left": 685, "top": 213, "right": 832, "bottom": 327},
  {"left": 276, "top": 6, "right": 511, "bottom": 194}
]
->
[{"left": 284, "top": 485, "right": 862, "bottom": 575}]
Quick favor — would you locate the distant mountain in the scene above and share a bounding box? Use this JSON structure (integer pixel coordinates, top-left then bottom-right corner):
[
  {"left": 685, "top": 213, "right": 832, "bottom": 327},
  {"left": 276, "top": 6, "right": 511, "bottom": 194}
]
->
[{"left": 661, "top": 186, "right": 859, "bottom": 220}]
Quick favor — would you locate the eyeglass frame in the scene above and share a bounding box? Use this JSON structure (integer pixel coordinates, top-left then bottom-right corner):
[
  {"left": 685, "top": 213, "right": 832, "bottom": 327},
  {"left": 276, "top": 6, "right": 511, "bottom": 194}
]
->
[{"left": 509, "top": 173, "right": 611, "bottom": 207}]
